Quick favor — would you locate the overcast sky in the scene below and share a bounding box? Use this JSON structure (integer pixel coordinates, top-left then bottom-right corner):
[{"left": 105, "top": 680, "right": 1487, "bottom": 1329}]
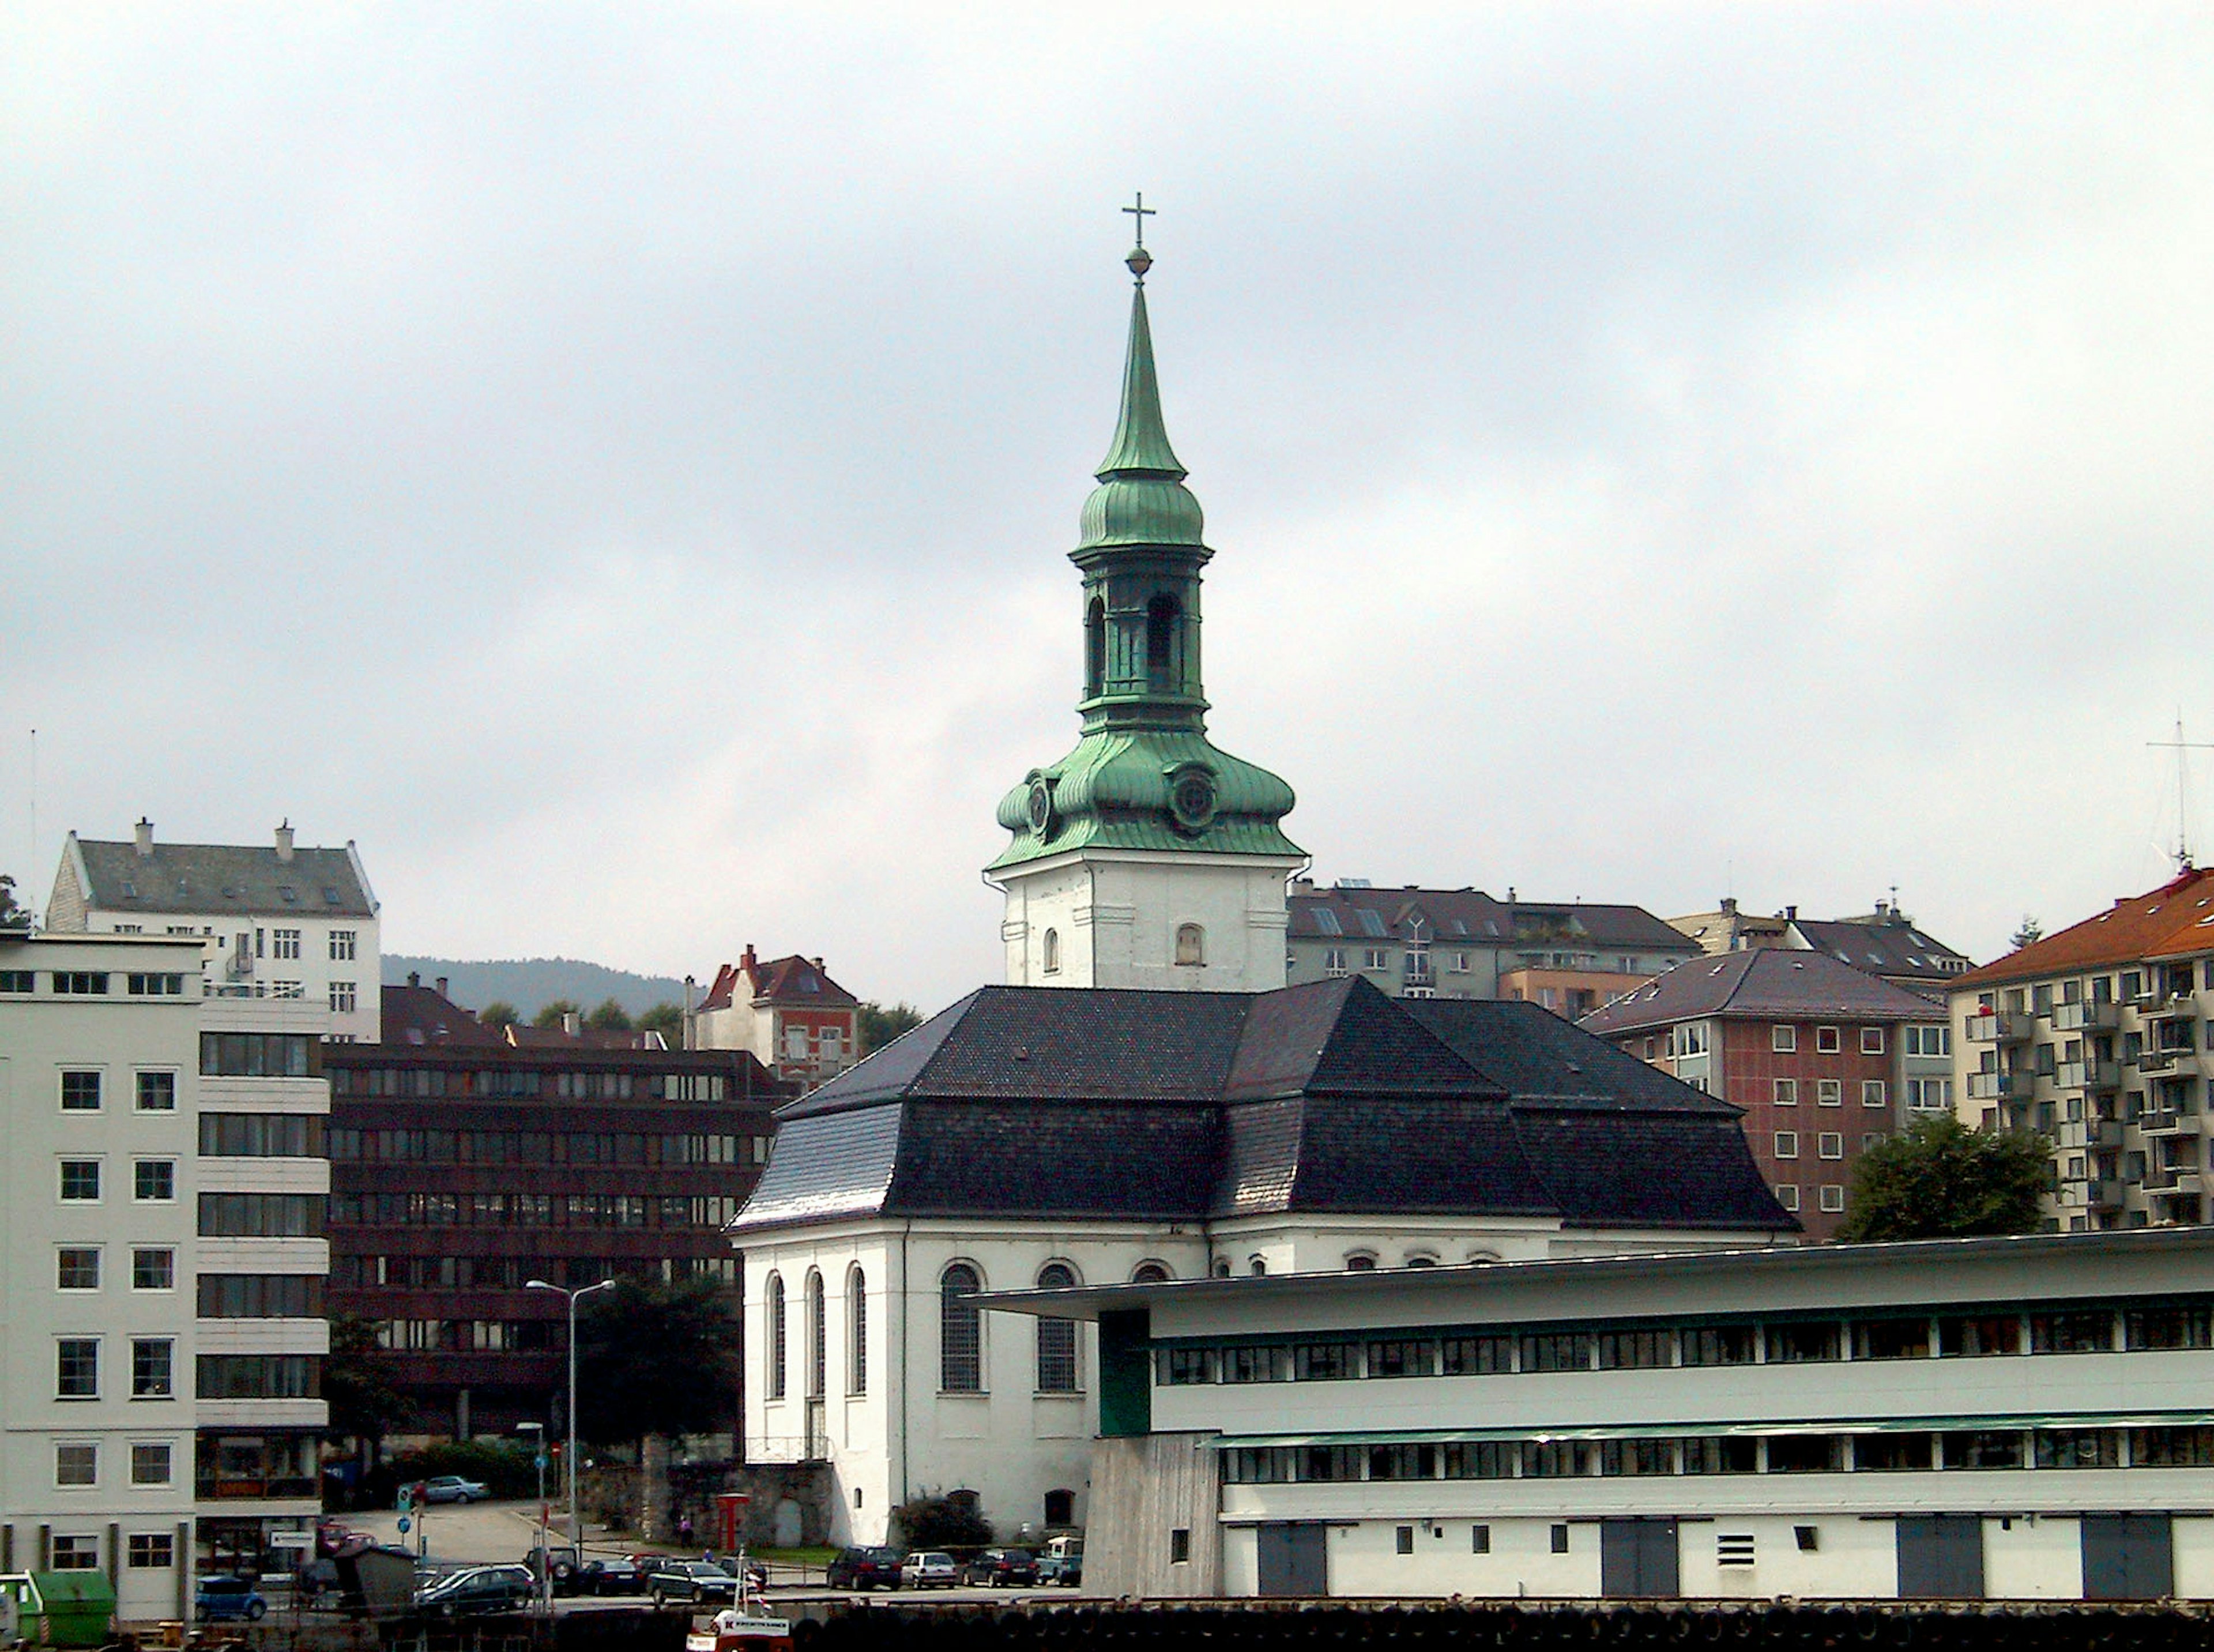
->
[{"left": 6, "top": 3, "right": 2211, "bottom": 1013}]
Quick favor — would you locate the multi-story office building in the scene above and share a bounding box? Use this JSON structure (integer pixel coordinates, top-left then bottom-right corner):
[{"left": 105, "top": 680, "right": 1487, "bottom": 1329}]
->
[
  {"left": 1949, "top": 864, "right": 2214, "bottom": 1232},
  {"left": 1285, "top": 881, "right": 1699, "bottom": 1003},
  {"left": 324, "top": 983, "right": 792, "bottom": 1443},
  {"left": 1580, "top": 950, "right": 1955, "bottom": 1241},
  {"left": 1, "top": 934, "right": 203, "bottom": 1620},
  {"left": 46, "top": 822, "right": 374, "bottom": 1570}
]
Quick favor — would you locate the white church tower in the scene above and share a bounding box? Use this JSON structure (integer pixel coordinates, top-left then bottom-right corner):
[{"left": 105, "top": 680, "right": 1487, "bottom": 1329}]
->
[{"left": 985, "top": 218, "right": 1305, "bottom": 991}]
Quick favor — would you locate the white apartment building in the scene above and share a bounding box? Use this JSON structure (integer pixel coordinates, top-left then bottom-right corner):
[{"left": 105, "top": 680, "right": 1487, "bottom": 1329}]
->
[
  {"left": 46, "top": 822, "right": 370, "bottom": 1569},
  {"left": 1, "top": 934, "right": 203, "bottom": 1621}
]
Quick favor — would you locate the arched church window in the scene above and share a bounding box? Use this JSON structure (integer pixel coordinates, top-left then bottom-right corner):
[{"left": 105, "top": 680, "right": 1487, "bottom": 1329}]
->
[
  {"left": 848, "top": 1265, "right": 867, "bottom": 1395},
  {"left": 1344, "top": 1252, "right": 1379, "bottom": 1271},
  {"left": 1212, "top": 1259, "right": 1232, "bottom": 1278},
  {"left": 1085, "top": 598, "right": 1106, "bottom": 697},
  {"left": 1132, "top": 1260, "right": 1172, "bottom": 1285},
  {"left": 1036, "top": 1262, "right": 1080, "bottom": 1393},
  {"left": 1042, "top": 928, "right": 1061, "bottom": 974},
  {"left": 1248, "top": 1255, "right": 1268, "bottom": 1277},
  {"left": 765, "top": 1273, "right": 786, "bottom": 1399},
  {"left": 805, "top": 1270, "right": 826, "bottom": 1398},
  {"left": 1146, "top": 593, "right": 1181, "bottom": 683},
  {"left": 1176, "top": 924, "right": 1206, "bottom": 967},
  {"left": 942, "top": 1262, "right": 983, "bottom": 1392},
  {"left": 1403, "top": 1253, "right": 1438, "bottom": 1270}
]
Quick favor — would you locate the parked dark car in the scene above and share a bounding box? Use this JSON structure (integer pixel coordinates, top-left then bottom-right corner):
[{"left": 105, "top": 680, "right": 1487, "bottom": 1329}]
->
[
  {"left": 646, "top": 1560, "right": 739, "bottom": 1606},
  {"left": 523, "top": 1545, "right": 580, "bottom": 1595},
  {"left": 826, "top": 1546, "right": 905, "bottom": 1590},
  {"left": 579, "top": 1557, "right": 649, "bottom": 1595},
  {"left": 962, "top": 1548, "right": 1039, "bottom": 1587},
  {"left": 414, "top": 1564, "right": 536, "bottom": 1617},
  {"left": 196, "top": 1576, "right": 268, "bottom": 1623}
]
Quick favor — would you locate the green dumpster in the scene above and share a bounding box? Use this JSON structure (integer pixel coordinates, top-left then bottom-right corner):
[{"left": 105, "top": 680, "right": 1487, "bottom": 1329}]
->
[{"left": 4, "top": 1571, "right": 119, "bottom": 1648}]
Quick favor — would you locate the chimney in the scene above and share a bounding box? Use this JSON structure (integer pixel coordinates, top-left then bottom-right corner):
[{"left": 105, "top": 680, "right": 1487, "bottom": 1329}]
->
[
  {"left": 563, "top": 1010, "right": 582, "bottom": 1037},
  {"left": 1785, "top": 905, "right": 1798, "bottom": 921},
  {"left": 1720, "top": 897, "right": 1737, "bottom": 916},
  {"left": 408, "top": 971, "right": 421, "bottom": 988},
  {"left": 435, "top": 976, "right": 449, "bottom": 998},
  {"left": 1507, "top": 886, "right": 1517, "bottom": 904},
  {"left": 741, "top": 944, "right": 757, "bottom": 977},
  {"left": 135, "top": 818, "right": 154, "bottom": 859},
  {"left": 274, "top": 820, "right": 294, "bottom": 863},
  {"left": 811, "top": 956, "right": 824, "bottom": 970}
]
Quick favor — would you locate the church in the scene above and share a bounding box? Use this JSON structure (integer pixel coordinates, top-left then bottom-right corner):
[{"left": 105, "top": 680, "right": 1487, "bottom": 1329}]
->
[{"left": 727, "top": 225, "right": 1793, "bottom": 1546}]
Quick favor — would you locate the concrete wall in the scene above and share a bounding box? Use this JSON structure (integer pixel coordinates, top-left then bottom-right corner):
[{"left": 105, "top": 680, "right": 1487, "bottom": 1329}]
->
[{"left": 1087, "top": 1433, "right": 1221, "bottom": 1598}]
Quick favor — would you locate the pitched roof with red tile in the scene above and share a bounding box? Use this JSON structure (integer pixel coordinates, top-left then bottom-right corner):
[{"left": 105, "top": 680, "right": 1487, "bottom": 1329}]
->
[
  {"left": 748, "top": 953, "right": 857, "bottom": 1008},
  {"left": 1952, "top": 867, "right": 2214, "bottom": 990}
]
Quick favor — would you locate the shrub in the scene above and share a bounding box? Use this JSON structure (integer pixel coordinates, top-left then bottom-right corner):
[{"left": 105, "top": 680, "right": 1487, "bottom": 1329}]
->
[{"left": 891, "top": 1493, "right": 995, "bottom": 1552}]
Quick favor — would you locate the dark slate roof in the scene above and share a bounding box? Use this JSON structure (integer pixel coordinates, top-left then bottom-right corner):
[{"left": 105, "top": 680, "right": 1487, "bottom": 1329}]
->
[
  {"left": 73, "top": 834, "right": 375, "bottom": 917},
  {"left": 1287, "top": 885, "right": 1700, "bottom": 954},
  {"left": 380, "top": 983, "right": 505, "bottom": 1048},
  {"left": 732, "top": 978, "right": 1794, "bottom": 1237},
  {"left": 1577, "top": 949, "right": 1948, "bottom": 1038},
  {"left": 1791, "top": 917, "right": 1971, "bottom": 984}
]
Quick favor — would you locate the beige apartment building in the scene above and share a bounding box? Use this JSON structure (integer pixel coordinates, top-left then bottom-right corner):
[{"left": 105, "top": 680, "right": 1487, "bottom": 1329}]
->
[{"left": 1949, "top": 865, "right": 2214, "bottom": 1232}]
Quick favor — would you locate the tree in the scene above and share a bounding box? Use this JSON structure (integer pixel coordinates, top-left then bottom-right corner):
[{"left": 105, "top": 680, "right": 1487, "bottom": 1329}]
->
[
  {"left": 1836, "top": 1115, "right": 2050, "bottom": 1244},
  {"left": 638, "top": 1002, "right": 683, "bottom": 1037},
  {"left": 479, "top": 1000, "right": 520, "bottom": 1028},
  {"left": 2011, "top": 915, "right": 2044, "bottom": 951},
  {"left": 586, "top": 998, "right": 633, "bottom": 1032},
  {"left": 533, "top": 998, "right": 582, "bottom": 1029},
  {"left": 0, "top": 872, "right": 30, "bottom": 932},
  {"left": 573, "top": 1277, "right": 741, "bottom": 1447},
  {"left": 859, "top": 1000, "right": 924, "bottom": 1055},
  {"left": 323, "top": 1314, "right": 411, "bottom": 1463},
  {"left": 891, "top": 1492, "right": 995, "bottom": 1551}
]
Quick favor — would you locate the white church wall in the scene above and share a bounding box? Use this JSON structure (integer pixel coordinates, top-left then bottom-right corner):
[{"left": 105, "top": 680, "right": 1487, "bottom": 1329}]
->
[{"left": 997, "top": 851, "right": 1296, "bottom": 993}]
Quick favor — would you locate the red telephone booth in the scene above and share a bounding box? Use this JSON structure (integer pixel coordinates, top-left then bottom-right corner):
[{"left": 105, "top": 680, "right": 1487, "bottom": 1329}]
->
[{"left": 715, "top": 1492, "right": 750, "bottom": 1551}]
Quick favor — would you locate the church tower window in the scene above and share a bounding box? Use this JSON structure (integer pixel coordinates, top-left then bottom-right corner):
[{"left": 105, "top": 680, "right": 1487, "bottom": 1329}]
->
[
  {"left": 1176, "top": 924, "right": 1206, "bottom": 967},
  {"left": 848, "top": 1266, "right": 867, "bottom": 1395},
  {"left": 766, "top": 1273, "right": 786, "bottom": 1399},
  {"left": 942, "top": 1262, "right": 983, "bottom": 1392},
  {"left": 1085, "top": 598, "right": 1106, "bottom": 699},
  {"left": 1036, "top": 1262, "right": 1080, "bottom": 1393},
  {"left": 1145, "top": 593, "right": 1181, "bottom": 686},
  {"left": 1132, "top": 1260, "right": 1172, "bottom": 1284},
  {"left": 1043, "top": 929, "right": 1061, "bottom": 974}
]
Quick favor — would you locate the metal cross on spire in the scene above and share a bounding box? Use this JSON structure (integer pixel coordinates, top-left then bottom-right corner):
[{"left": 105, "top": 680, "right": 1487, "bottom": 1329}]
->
[{"left": 1123, "top": 193, "right": 1155, "bottom": 281}]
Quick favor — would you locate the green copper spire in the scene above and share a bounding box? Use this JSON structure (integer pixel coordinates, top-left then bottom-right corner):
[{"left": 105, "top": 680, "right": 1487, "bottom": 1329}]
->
[{"left": 986, "top": 208, "right": 1301, "bottom": 876}]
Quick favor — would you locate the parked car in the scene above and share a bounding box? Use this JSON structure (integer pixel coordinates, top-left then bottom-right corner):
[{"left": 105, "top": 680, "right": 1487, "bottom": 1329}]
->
[
  {"left": 646, "top": 1560, "right": 740, "bottom": 1607},
  {"left": 195, "top": 1576, "right": 268, "bottom": 1623},
  {"left": 420, "top": 1474, "right": 491, "bottom": 1504},
  {"left": 962, "top": 1548, "right": 1040, "bottom": 1588},
  {"left": 523, "top": 1545, "right": 581, "bottom": 1595},
  {"left": 825, "top": 1546, "right": 904, "bottom": 1590},
  {"left": 901, "top": 1552, "right": 959, "bottom": 1589},
  {"left": 413, "top": 1564, "right": 535, "bottom": 1617},
  {"left": 1038, "top": 1552, "right": 1083, "bottom": 1587},
  {"left": 579, "top": 1557, "right": 649, "bottom": 1595}
]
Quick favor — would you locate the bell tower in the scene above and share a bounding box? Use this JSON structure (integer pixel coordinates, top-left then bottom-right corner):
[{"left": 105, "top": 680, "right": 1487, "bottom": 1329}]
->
[{"left": 985, "top": 205, "right": 1304, "bottom": 992}]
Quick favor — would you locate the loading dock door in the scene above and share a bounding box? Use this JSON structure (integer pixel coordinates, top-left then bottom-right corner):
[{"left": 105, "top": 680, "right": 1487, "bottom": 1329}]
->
[
  {"left": 1599, "top": 1519, "right": 1680, "bottom": 1598},
  {"left": 1255, "top": 1523, "right": 1328, "bottom": 1597},
  {"left": 1896, "top": 1516, "right": 1984, "bottom": 1600},
  {"left": 2082, "top": 1514, "right": 2173, "bottom": 1601}
]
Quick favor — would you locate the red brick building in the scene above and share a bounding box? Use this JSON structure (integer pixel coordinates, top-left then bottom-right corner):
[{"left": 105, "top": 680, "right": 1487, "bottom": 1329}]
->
[
  {"left": 689, "top": 945, "right": 861, "bottom": 1089},
  {"left": 1580, "top": 951, "right": 1954, "bottom": 1240}
]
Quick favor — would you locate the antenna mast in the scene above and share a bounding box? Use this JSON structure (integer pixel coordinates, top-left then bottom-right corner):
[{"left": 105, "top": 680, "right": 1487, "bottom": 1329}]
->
[{"left": 2149, "top": 713, "right": 2214, "bottom": 872}]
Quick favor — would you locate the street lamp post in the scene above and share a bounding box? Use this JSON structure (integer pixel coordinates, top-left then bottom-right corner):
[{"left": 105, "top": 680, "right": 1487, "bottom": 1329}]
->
[
  {"left": 527, "top": 1278, "right": 615, "bottom": 1568},
  {"left": 517, "top": 1421, "right": 548, "bottom": 1612}
]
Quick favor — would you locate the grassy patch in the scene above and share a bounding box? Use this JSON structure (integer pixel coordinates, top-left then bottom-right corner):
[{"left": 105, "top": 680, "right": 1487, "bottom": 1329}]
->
[{"left": 753, "top": 1546, "right": 838, "bottom": 1567}]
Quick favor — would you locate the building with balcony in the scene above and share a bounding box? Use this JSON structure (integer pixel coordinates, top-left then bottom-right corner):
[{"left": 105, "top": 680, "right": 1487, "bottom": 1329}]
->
[
  {"left": 1, "top": 934, "right": 204, "bottom": 1621},
  {"left": 1579, "top": 951, "right": 1957, "bottom": 1241},
  {"left": 44, "top": 821, "right": 375, "bottom": 1572},
  {"left": 1948, "top": 865, "right": 2214, "bottom": 1232},
  {"left": 994, "top": 1228, "right": 2214, "bottom": 1602},
  {"left": 323, "top": 982, "right": 792, "bottom": 1444},
  {"left": 688, "top": 946, "right": 860, "bottom": 1089},
  {"left": 1286, "top": 882, "right": 1700, "bottom": 1003}
]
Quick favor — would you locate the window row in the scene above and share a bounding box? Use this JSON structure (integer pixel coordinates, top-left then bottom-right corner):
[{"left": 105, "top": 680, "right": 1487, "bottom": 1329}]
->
[
  {"left": 1219, "top": 1426, "right": 2214, "bottom": 1485},
  {"left": 1769, "top": 1079, "right": 1889, "bottom": 1108},
  {"left": 197, "top": 1354, "right": 320, "bottom": 1399},
  {"left": 200, "top": 1192, "right": 326, "bottom": 1236},
  {"left": 56, "top": 1070, "right": 179, "bottom": 1112},
  {"left": 326, "top": 1127, "right": 769, "bottom": 1166},
  {"left": 1771, "top": 1025, "right": 1894, "bottom": 1055},
  {"left": 1772, "top": 1131, "right": 1884, "bottom": 1160},
  {"left": 374, "top": 1318, "right": 557, "bottom": 1352},
  {"left": 200, "top": 1032, "right": 319, "bottom": 1078},
  {"left": 57, "top": 1247, "right": 175, "bottom": 1292},
  {"left": 52, "top": 1440, "right": 175, "bottom": 1489},
  {"left": 330, "top": 1067, "right": 745, "bottom": 1102},
  {"left": 329, "top": 1191, "right": 741, "bottom": 1229},
  {"left": 199, "top": 1273, "right": 324, "bottom": 1318},
  {"left": 2, "top": 970, "right": 190, "bottom": 997},
  {"left": 202, "top": 1113, "right": 325, "bottom": 1157},
  {"left": 55, "top": 1337, "right": 176, "bottom": 1399},
  {"left": 1158, "top": 1304, "right": 2200, "bottom": 1386},
  {"left": 334, "top": 1253, "right": 736, "bottom": 1290},
  {"left": 58, "top": 1158, "right": 175, "bottom": 1202},
  {"left": 39, "top": 1533, "right": 176, "bottom": 1572}
]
